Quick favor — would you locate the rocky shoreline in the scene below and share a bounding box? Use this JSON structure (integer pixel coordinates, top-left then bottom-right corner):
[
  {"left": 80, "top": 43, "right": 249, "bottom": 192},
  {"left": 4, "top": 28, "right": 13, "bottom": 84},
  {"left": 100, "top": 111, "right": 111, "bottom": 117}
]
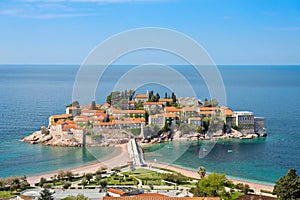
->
[
  {"left": 21, "top": 126, "right": 132, "bottom": 147},
  {"left": 22, "top": 127, "right": 263, "bottom": 147},
  {"left": 22, "top": 130, "right": 84, "bottom": 147},
  {"left": 141, "top": 128, "right": 261, "bottom": 144}
]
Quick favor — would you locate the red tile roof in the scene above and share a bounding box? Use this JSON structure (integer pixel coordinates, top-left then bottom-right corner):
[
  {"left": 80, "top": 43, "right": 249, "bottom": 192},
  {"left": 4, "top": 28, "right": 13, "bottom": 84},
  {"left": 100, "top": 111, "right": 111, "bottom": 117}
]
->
[
  {"left": 200, "top": 107, "right": 219, "bottom": 111},
  {"left": 165, "top": 106, "right": 182, "bottom": 113},
  {"left": 112, "top": 109, "right": 146, "bottom": 115},
  {"left": 189, "top": 117, "right": 202, "bottom": 121},
  {"left": 223, "top": 109, "right": 233, "bottom": 116},
  {"left": 107, "top": 188, "right": 126, "bottom": 196},
  {"left": 159, "top": 98, "right": 173, "bottom": 102},
  {"left": 135, "top": 94, "right": 148, "bottom": 99},
  {"left": 164, "top": 113, "right": 176, "bottom": 118},
  {"left": 82, "top": 109, "right": 105, "bottom": 113},
  {"left": 51, "top": 114, "right": 72, "bottom": 119},
  {"left": 199, "top": 111, "right": 214, "bottom": 115},
  {"left": 94, "top": 122, "right": 114, "bottom": 126}
]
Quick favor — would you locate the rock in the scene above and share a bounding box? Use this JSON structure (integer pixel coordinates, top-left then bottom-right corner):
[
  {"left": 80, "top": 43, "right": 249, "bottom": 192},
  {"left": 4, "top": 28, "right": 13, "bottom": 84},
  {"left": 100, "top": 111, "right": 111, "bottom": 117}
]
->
[{"left": 173, "top": 131, "right": 182, "bottom": 139}]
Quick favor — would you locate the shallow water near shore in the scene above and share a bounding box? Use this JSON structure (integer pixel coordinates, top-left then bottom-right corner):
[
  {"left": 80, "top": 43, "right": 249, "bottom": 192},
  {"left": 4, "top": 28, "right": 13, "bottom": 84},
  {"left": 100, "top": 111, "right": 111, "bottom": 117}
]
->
[
  {"left": 0, "top": 65, "right": 299, "bottom": 182},
  {"left": 142, "top": 139, "right": 282, "bottom": 185}
]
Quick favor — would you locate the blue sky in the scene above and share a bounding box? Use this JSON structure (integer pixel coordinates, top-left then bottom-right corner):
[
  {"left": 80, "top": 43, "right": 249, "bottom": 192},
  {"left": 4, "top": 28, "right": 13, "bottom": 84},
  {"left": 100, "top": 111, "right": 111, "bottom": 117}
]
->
[{"left": 0, "top": 0, "right": 299, "bottom": 65}]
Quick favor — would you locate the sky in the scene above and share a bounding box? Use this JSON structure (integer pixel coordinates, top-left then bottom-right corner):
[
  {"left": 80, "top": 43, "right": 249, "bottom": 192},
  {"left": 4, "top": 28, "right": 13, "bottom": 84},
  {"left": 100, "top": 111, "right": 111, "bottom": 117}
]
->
[{"left": 0, "top": 0, "right": 300, "bottom": 65}]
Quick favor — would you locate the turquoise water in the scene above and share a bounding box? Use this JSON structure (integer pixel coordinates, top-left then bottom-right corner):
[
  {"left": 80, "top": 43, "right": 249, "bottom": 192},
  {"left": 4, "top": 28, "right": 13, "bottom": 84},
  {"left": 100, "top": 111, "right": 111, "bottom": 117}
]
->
[
  {"left": 0, "top": 65, "right": 120, "bottom": 177},
  {"left": 0, "top": 65, "right": 299, "bottom": 184}
]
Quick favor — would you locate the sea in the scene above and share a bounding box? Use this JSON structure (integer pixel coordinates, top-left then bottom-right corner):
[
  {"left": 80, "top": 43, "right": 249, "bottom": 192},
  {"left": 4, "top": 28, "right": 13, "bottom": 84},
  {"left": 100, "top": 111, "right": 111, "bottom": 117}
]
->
[{"left": 0, "top": 64, "right": 299, "bottom": 185}]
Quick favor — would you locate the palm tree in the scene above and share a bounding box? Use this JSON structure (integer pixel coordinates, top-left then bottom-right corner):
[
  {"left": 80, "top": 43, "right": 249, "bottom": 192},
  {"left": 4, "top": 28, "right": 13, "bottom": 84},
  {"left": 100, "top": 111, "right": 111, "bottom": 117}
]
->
[{"left": 197, "top": 166, "right": 206, "bottom": 179}]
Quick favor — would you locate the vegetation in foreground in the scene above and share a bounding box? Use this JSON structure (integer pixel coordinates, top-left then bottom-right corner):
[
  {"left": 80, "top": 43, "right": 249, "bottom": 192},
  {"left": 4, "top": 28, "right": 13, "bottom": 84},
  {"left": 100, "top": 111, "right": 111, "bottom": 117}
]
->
[
  {"left": 273, "top": 168, "right": 300, "bottom": 200},
  {"left": 2, "top": 165, "right": 300, "bottom": 200},
  {"left": 0, "top": 175, "right": 30, "bottom": 198}
]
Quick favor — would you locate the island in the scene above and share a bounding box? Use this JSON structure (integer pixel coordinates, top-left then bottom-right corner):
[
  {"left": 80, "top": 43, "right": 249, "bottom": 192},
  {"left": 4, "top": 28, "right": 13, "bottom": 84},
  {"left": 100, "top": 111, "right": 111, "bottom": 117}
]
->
[{"left": 22, "top": 90, "right": 267, "bottom": 147}]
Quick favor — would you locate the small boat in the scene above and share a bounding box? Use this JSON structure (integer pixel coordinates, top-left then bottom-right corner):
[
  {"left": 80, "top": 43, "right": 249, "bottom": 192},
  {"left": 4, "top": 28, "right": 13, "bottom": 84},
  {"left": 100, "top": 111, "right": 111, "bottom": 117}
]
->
[
  {"left": 227, "top": 149, "right": 233, "bottom": 153},
  {"left": 202, "top": 148, "right": 207, "bottom": 152}
]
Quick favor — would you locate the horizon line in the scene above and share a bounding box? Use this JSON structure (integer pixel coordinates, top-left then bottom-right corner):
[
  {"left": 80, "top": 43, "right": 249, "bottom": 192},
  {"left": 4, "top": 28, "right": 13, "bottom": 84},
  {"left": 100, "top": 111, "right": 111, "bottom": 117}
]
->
[{"left": 1, "top": 63, "right": 300, "bottom": 66}]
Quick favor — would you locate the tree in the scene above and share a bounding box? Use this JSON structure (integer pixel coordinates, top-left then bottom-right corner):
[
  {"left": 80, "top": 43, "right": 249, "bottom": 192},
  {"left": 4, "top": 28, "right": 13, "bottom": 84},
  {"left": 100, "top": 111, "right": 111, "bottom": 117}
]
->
[
  {"left": 90, "top": 100, "right": 96, "bottom": 110},
  {"left": 100, "top": 180, "right": 107, "bottom": 189},
  {"left": 39, "top": 177, "right": 47, "bottom": 188},
  {"left": 66, "top": 101, "right": 80, "bottom": 108},
  {"left": 273, "top": 168, "right": 300, "bottom": 199},
  {"left": 135, "top": 101, "right": 143, "bottom": 110},
  {"left": 210, "top": 98, "right": 219, "bottom": 107},
  {"left": 193, "top": 173, "right": 227, "bottom": 198},
  {"left": 95, "top": 174, "right": 102, "bottom": 185},
  {"left": 84, "top": 173, "right": 93, "bottom": 183},
  {"left": 81, "top": 177, "right": 87, "bottom": 188},
  {"left": 235, "top": 183, "right": 251, "bottom": 194},
  {"left": 106, "top": 93, "right": 112, "bottom": 105},
  {"left": 20, "top": 175, "right": 30, "bottom": 190},
  {"left": 38, "top": 188, "right": 54, "bottom": 200},
  {"left": 63, "top": 182, "right": 71, "bottom": 189},
  {"left": 65, "top": 171, "right": 74, "bottom": 181},
  {"left": 42, "top": 183, "right": 53, "bottom": 189},
  {"left": 10, "top": 177, "right": 20, "bottom": 191},
  {"left": 171, "top": 92, "right": 176, "bottom": 103},
  {"left": 57, "top": 170, "right": 65, "bottom": 181},
  {"left": 96, "top": 169, "right": 103, "bottom": 175},
  {"left": 197, "top": 166, "right": 206, "bottom": 179},
  {"left": 62, "top": 194, "right": 89, "bottom": 200},
  {"left": 202, "top": 116, "right": 210, "bottom": 132},
  {"left": 51, "top": 175, "right": 57, "bottom": 186},
  {"left": 112, "top": 166, "right": 121, "bottom": 173},
  {"left": 0, "top": 178, "right": 5, "bottom": 190},
  {"left": 204, "top": 98, "right": 210, "bottom": 107}
]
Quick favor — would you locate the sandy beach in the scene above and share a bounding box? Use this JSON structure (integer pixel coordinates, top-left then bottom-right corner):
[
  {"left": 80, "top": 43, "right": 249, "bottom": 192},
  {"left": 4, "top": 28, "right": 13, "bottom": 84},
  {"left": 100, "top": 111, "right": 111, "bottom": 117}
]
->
[
  {"left": 27, "top": 143, "right": 274, "bottom": 194},
  {"left": 27, "top": 144, "right": 130, "bottom": 185}
]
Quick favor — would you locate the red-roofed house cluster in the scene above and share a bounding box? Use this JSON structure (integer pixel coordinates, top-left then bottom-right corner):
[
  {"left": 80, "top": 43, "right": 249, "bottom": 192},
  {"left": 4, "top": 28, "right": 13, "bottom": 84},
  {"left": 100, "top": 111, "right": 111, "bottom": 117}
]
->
[{"left": 45, "top": 91, "right": 266, "bottom": 146}]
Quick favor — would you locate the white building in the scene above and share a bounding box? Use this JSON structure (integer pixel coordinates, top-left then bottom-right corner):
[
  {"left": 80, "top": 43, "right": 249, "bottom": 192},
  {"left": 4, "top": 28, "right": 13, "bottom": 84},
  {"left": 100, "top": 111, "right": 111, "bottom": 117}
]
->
[{"left": 233, "top": 111, "right": 255, "bottom": 134}]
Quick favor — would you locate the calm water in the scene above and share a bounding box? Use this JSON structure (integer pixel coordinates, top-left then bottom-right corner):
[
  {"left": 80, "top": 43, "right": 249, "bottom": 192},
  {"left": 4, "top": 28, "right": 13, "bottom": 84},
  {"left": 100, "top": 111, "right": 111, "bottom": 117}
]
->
[{"left": 0, "top": 65, "right": 299, "bottom": 184}]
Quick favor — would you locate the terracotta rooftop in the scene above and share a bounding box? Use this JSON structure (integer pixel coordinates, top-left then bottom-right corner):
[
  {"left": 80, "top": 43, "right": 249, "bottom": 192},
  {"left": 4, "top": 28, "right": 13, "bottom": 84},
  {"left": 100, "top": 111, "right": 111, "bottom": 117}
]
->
[
  {"left": 107, "top": 188, "right": 126, "bottom": 196},
  {"left": 165, "top": 106, "right": 182, "bottom": 113},
  {"left": 94, "top": 121, "right": 114, "bottom": 126},
  {"left": 223, "top": 109, "right": 233, "bottom": 116},
  {"left": 135, "top": 94, "right": 148, "bottom": 99},
  {"left": 200, "top": 107, "right": 219, "bottom": 111},
  {"left": 199, "top": 111, "right": 214, "bottom": 115},
  {"left": 82, "top": 109, "right": 105, "bottom": 113},
  {"left": 51, "top": 114, "right": 72, "bottom": 119},
  {"left": 112, "top": 109, "right": 146, "bottom": 114},
  {"left": 94, "top": 118, "right": 144, "bottom": 126},
  {"left": 189, "top": 117, "right": 202, "bottom": 120},
  {"left": 159, "top": 98, "right": 173, "bottom": 102},
  {"left": 164, "top": 113, "right": 177, "bottom": 118}
]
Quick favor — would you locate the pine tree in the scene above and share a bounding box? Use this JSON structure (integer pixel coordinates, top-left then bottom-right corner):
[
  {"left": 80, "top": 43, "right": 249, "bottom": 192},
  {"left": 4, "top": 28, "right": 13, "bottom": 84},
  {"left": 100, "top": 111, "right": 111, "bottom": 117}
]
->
[
  {"left": 38, "top": 188, "right": 54, "bottom": 200},
  {"left": 273, "top": 168, "right": 300, "bottom": 199},
  {"left": 90, "top": 100, "right": 96, "bottom": 110},
  {"left": 171, "top": 92, "right": 176, "bottom": 103}
]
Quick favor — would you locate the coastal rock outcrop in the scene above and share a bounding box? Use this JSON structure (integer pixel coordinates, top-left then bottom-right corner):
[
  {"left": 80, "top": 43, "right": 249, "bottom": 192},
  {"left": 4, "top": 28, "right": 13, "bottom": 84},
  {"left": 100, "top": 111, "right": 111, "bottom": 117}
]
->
[{"left": 22, "top": 127, "right": 133, "bottom": 147}]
